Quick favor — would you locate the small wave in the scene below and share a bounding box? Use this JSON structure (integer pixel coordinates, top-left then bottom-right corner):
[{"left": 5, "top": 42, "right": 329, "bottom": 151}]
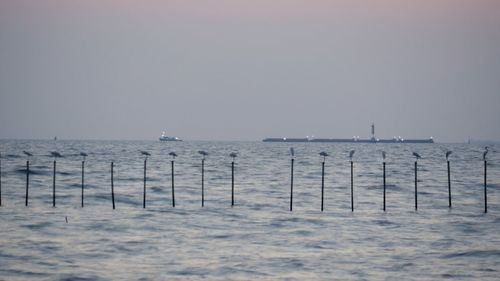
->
[
  {"left": 169, "top": 268, "right": 211, "bottom": 277},
  {"left": 146, "top": 177, "right": 162, "bottom": 182},
  {"left": 268, "top": 257, "right": 305, "bottom": 268},
  {"left": 58, "top": 275, "right": 104, "bottom": 281},
  {"left": 15, "top": 168, "right": 51, "bottom": 176},
  {"left": 389, "top": 262, "right": 415, "bottom": 271},
  {"left": 0, "top": 268, "right": 50, "bottom": 278},
  {"left": 150, "top": 186, "right": 164, "bottom": 193},
  {"left": 119, "top": 177, "right": 141, "bottom": 182},
  {"left": 443, "top": 250, "right": 500, "bottom": 259},
  {"left": 385, "top": 184, "right": 403, "bottom": 191},
  {"left": 373, "top": 219, "right": 400, "bottom": 227},
  {"left": 68, "top": 183, "right": 84, "bottom": 189},
  {"left": 291, "top": 229, "right": 313, "bottom": 236},
  {"left": 5, "top": 154, "right": 21, "bottom": 158},
  {"left": 62, "top": 153, "right": 87, "bottom": 158},
  {"left": 88, "top": 193, "right": 112, "bottom": 201},
  {"left": 58, "top": 171, "right": 76, "bottom": 176},
  {"left": 23, "top": 221, "right": 53, "bottom": 230},
  {"left": 210, "top": 234, "right": 231, "bottom": 239}
]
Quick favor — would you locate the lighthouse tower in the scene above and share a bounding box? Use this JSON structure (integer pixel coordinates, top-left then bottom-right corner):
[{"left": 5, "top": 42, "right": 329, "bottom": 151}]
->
[{"left": 371, "top": 123, "right": 376, "bottom": 142}]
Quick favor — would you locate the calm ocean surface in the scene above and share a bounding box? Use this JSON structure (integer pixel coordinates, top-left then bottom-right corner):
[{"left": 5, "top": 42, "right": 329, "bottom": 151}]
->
[{"left": 0, "top": 140, "right": 499, "bottom": 280}]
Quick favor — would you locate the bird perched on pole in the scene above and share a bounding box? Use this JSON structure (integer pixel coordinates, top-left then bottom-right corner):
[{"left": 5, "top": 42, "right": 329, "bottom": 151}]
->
[
  {"left": 80, "top": 152, "right": 88, "bottom": 161},
  {"left": 319, "top": 152, "right": 328, "bottom": 161},
  {"left": 198, "top": 151, "right": 208, "bottom": 160},
  {"left": 446, "top": 150, "right": 452, "bottom": 160},
  {"left": 51, "top": 151, "right": 63, "bottom": 158},
  {"left": 412, "top": 152, "right": 421, "bottom": 161}
]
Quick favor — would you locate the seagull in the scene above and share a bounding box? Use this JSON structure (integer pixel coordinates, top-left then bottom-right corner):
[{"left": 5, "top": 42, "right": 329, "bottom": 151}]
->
[
  {"left": 230, "top": 152, "right": 237, "bottom": 160},
  {"left": 23, "top": 151, "right": 33, "bottom": 157},
  {"left": 483, "top": 147, "right": 489, "bottom": 161},
  {"left": 80, "top": 152, "right": 88, "bottom": 161},
  {"left": 198, "top": 151, "right": 208, "bottom": 159},
  {"left": 382, "top": 151, "right": 386, "bottom": 160},
  {"left": 169, "top": 152, "right": 177, "bottom": 159},
  {"left": 349, "top": 150, "right": 355, "bottom": 161},
  {"left": 140, "top": 151, "right": 151, "bottom": 157},
  {"left": 412, "top": 152, "right": 421, "bottom": 160},
  {"left": 290, "top": 147, "right": 295, "bottom": 157},
  {"left": 319, "top": 152, "right": 328, "bottom": 161},
  {"left": 51, "top": 151, "right": 63, "bottom": 158},
  {"left": 446, "top": 150, "right": 452, "bottom": 160}
]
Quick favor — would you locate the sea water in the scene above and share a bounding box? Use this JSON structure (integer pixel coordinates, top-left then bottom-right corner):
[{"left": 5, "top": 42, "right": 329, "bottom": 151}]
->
[{"left": 0, "top": 140, "right": 499, "bottom": 280}]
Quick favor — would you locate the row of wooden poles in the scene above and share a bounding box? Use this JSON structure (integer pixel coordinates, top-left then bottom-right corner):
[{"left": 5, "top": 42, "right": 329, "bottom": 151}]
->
[
  {"left": 0, "top": 148, "right": 492, "bottom": 213},
  {"left": 0, "top": 150, "right": 232, "bottom": 210}
]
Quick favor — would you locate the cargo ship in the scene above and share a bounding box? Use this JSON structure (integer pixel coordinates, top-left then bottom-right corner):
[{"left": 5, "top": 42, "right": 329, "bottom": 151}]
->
[
  {"left": 263, "top": 124, "right": 434, "bottom": 144},
  {"left": 159, "top": 131, "right": 182, "bottom": 142}
]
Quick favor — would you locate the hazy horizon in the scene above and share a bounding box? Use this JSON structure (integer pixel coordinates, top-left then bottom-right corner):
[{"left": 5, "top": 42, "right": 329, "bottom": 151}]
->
[
  {"left": 1, "top": 0, "right": 500, "bottom": 142},
  {"left": 2, "top": 133, "right": 500, "bottom": 143}
]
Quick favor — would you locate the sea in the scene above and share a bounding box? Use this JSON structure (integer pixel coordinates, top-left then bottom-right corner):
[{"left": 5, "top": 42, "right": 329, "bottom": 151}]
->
[{"left": 0, "top": 140, "right": 499, "bottom": 280}]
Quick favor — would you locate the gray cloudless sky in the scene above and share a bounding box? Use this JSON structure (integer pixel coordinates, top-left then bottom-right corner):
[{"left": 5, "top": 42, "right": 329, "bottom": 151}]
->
[{"left": 1, "top": 0, "right": 499, "bottom": 142}]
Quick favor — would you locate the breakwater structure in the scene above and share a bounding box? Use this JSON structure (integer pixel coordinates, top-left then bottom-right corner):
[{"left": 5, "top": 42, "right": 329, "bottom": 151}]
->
[{"left": 263, "top": 123, "right": 434, "bottom": 143}]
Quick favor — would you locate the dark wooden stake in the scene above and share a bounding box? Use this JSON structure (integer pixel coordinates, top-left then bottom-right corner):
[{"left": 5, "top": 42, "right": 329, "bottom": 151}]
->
[
  {"left": 201, "top": 159, "right": 205, "bottom": 207},
  {"left": 143, "top": 159, "right": 146, "bottom": 209},
  {"left": 81, "top": 160, "right": 85, "bottom": 208},
  {"left": 111, "top": 162, "right": 115, "bottom": 209},
  {"left": 25, "top": 160, "right": 29, "bottom": 206},
  {"left": 321, "top": 161, "right": 325, "bottom": 212},
  {"left": 484, "top": 160, "right": 487, "bottom": 213},
  {"left": 447, "top": 160, "right": 451, "bottom": 208},
  {"left": 383, "top": 162, "right": 386, "bottom": 211},
  {"left": 290, "top": 158, "right": 294, "bottom": 212},
  {"left": 231, "top": 161, "right": 235, "bottom": 207},
  {"left": 53, "top": 160, "right": 56, "bottom": 207},
  {"left": 171, "top": 160, "right": 175, "bottom": 207},
  {"left": 351, "top": 161, "right": 354, "bottom": 212},
  {"left": 414, "top": 161, "right": 418, "bottom": 210},
  {"left": 0, "top": 153, "right": 2, "bottom": 206}
]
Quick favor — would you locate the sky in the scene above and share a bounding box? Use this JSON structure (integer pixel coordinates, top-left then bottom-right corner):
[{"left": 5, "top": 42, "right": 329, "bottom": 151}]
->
[{"left": 1, "top": 0, "right": 499, "bottom": 142}]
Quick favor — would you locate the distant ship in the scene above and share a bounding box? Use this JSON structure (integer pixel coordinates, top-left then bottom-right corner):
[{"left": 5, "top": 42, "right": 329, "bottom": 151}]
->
[
  {"left": 263, "top": 123, "right": 434, "bottom": 144},
  {"left": 159, "top": 131, "right": 182, "bottom": 142}
]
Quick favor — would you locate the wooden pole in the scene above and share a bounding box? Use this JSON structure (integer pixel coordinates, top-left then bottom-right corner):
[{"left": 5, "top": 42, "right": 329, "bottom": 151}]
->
[
  {"left": 484, "top": 160, "right": 487, "bottom": 213},
  {"left": 231, "top": 161, "right": 235, "bottom": 207},
  {"left": 111, "top": 162, "right": 115, "bottom": 209},
  {"left": 351, "top": 161, "right": 354, "bottom": 212},
  {"left": 171, "top": 160, "right": 175, "bottom": 207},
  {"left": 321, "top": 161, "right": 325, "bottom": 212},
  {"left": 383, "top": 162, "right": 386, "bottom": 211},
  {"left": 0, "top": 153, "right": 2, "bottom": 206},
  {"left": 143, "top": 158, "right": 146, "bottom": 208},
  {"left": 201, "top": 159, "right": 205, "bottom": 207},
  {"left": 447, "top": 160, "right": 451, "bottom": 208},
  {"left": 53, "top": 160, "right": 56, "bottom": 207},
  {"left": 81, "top": 160, "right": 85, "bottom": 208},
  {"left": 414, "top": 161, "right": 418, "bottom": 210},
  {"left": 25, "top": 160, "right": 29, "bottom": 206},
  {"left": 290, "top": 158, "right": 294, "bottom": 211}
]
